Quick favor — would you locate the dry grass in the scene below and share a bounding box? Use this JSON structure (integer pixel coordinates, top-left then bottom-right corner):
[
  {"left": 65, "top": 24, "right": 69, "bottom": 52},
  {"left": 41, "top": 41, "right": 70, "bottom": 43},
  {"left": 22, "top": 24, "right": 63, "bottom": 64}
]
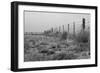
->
[{"left": 24, "top": 33, "right": 90, "bottom": 62}]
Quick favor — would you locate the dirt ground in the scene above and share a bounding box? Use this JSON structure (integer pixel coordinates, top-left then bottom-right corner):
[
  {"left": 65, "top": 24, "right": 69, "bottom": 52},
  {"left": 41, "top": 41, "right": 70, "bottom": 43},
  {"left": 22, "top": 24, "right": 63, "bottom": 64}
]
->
[{"left": 24, "top": 34, "right": 90, "bottom": 62}]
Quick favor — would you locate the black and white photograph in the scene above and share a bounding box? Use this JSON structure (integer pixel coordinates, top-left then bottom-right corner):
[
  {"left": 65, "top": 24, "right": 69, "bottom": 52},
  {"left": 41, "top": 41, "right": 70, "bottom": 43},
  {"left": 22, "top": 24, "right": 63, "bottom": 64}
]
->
[
  {"left": 11, "top": 1, "right": 97, "bottom": 71},
  {"left": 24, "top": 11, "right": 90, "bottom": 62}
]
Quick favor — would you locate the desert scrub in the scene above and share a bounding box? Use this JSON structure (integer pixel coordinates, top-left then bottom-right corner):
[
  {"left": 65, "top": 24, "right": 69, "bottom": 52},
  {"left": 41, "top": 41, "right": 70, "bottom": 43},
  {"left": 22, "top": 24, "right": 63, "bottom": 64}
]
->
[
  {"left": 76, "top": 31, "right": 90, "bottom": 43},
  {"left": 25, "top": 53, "right": 45, "bottom": 61},
  {"left": 24, "top": 42, "right": 30, "bottom": 53},
  {"left": 53, "top": 52, "right": 78, "bottom": 60},
  {"left": 60, "top": 32, "right": 68, "bottom": 40},
  {"left": 68, "top": 45, "right": 89, "bottom": 53}
]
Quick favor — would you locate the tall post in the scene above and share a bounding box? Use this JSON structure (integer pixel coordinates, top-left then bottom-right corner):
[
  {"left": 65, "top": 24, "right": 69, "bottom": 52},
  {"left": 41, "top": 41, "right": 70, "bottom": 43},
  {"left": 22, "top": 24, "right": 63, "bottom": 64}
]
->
[
  {"left": 68, "top": 24, "right": 69, "bottom": 34},
  {"left": 51, "top": 28, "right": 53, "bottom": 32},
  {"left": 59, "top": 26, "right": 61, "bottom": 33},
  {"left": 73, "top": 22, "right": 75, "bottom": 36},
  {"left": 63, "top": 25, "right": 64, "bottom": 33},
  {"left": 82, "top": 18, "right": 85, "bottom": 31}
]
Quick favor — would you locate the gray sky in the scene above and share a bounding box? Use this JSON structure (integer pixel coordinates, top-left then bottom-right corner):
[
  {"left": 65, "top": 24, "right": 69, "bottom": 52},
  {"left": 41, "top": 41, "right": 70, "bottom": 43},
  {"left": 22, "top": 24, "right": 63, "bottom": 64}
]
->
[{"left": 24, "top": 11, "right": 90, "bottom": 33}]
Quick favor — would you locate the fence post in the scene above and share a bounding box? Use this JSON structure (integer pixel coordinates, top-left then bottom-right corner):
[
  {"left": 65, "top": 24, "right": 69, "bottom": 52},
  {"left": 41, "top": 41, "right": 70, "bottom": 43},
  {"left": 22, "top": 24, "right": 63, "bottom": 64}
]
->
[
  {"left": 82, "top": 18, "right": 85, "bottom": 31},
  {"left": 68, "top": 24, "right": 69, "bottom": 34},
  {"left": 59, "top": 26, "right": 61, "bottom": 33},
  {"left": 63, "top": 25, "right": 64, "bottom": 33},
  {"left": 73, "top": 22, "right": 75, "bottom": 37}
]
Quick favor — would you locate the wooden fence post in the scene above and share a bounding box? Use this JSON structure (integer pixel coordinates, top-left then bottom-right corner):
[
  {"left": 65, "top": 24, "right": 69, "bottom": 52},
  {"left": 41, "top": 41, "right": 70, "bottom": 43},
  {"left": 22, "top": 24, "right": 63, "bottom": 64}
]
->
[
  {"left": 68, "top": 24, "right": 69, "bottom": 34},
  {"left": 73, "top": 22, "right": 75, "bottom": 36},
  {"left": 82, "top": 18, "right": 85, "bottom": 31}
]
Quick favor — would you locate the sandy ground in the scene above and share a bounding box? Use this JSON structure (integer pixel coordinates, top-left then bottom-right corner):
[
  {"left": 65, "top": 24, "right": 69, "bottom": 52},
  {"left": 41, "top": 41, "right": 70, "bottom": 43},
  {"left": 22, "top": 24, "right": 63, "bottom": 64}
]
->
[{"left": 24, "top": 35, "right": 90, "bottom": 62}]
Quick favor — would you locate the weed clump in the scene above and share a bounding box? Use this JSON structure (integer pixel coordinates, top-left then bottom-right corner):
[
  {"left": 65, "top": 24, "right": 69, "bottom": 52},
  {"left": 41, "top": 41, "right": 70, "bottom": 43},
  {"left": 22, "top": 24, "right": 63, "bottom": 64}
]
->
[{"left": 76, "top": 31, "right": 89, "bottom": 43}]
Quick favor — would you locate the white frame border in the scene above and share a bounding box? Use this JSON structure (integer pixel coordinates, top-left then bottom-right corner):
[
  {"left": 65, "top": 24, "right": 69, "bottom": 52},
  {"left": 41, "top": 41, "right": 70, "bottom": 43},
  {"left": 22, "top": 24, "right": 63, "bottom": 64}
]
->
[{"left": 18, "top": 5, "right": 95, "bottom": 68}]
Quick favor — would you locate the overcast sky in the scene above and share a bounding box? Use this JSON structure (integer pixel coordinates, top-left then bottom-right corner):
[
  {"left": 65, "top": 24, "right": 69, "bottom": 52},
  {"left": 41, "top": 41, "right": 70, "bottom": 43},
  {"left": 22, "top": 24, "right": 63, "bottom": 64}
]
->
[{"left": 24, "top": 11, "right": 90, "bottom": 33}]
